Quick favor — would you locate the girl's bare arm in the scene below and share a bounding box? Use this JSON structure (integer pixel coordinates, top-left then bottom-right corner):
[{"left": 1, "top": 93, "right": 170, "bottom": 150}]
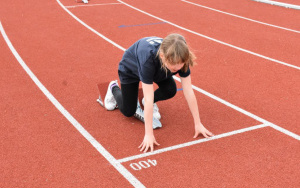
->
[
  {"left": 181, "top": 75, "right": 214, "bottom": 138},
  {"left": 138, "top": 83, "right": 160, "bottom": 152}
]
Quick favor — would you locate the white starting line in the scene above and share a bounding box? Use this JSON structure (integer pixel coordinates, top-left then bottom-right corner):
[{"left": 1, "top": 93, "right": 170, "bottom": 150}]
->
[
  {"left": 57, "top": 0, "right": 300, "bottom": 151},
  {"left": 117, "top": 123, "right": 269, "bottom": 163},
  {"left": 57, "top": 0, "right": 300, "bottom": 163},
  {"left": 3, "top": 0, "right": 299, "bottom": 186}
]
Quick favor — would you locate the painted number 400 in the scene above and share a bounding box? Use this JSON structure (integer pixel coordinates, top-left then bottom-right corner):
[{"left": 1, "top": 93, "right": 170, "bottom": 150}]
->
[{"left": 129, "top": 159, "right": 157, "bottom": 170}]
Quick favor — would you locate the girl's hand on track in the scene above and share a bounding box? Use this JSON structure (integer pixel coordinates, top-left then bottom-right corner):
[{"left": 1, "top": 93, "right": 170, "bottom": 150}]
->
[
  {"left": 194, "top": 123, "right": 214, "bottom": 138},
  {"left": 138, "top": 134, "right": 160, "bottom": 153}
]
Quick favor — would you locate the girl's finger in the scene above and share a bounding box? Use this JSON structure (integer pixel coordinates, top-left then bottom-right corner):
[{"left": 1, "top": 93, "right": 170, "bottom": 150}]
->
[
  {"left": 202, "top": 132, "right": 209, "bottom": 138},
  {"left": 193, "top": 132, "right": 198, "bottom": 138},
  {"left": 138, "top": 142, "right": 143, "bottom": 148},
  {"left": 144, "top": 145, "right": 149, "bottom": 153},
  {"left": 207, "top": 131, "right": 214, "bottom": 137},
  {"left": 140, "top": 143, "right": 145, "bottom": 151},
  {"left": 154, "top": 140, "right": 160, "bottom": 146}
]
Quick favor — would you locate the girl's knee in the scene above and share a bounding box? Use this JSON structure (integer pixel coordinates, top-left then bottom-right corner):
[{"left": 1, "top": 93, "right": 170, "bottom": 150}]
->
[
  {"left": 123, "top": 111, "right": 135, "bottom": 117},
  {"left": 168, "top": 87, "right": 177, "bottom": 99},
  {"left": 121, "top": 106, "right": 137, "bottom": 117},
  {"left": 165, "top": 81, "right": 177, "bottom": 98}
]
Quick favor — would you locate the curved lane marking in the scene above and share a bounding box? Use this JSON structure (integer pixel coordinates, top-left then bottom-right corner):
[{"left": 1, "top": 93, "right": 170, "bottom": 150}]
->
[
  {"left": 117, "top": 0, "right": 300, "bottom": 70},
  {"left": 0, "top": 21, "right": 145, "bottom": 188},
  {"left": 182, "top": 0, "right": 300, "bottom": 33},
  {"left": 55, "top": 0, "right": 300, "bottom": 155}
]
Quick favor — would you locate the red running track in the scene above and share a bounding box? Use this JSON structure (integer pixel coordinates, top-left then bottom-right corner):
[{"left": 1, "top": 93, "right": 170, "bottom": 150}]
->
[
  {"left": 60, "top": 0, "right": 300, "bottom": 135},
  {"left": 0, "top": 23, "right": 132, "bottom": 187},
  {"left": 1, "top": 0, "right": 299, "bottom": 187}
]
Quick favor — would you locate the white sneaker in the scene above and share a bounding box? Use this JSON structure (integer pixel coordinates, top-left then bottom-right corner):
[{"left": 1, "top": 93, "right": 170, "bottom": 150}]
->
[
  {"left": 134, "top": 101, "right": 162, "bottom": 129},
  {"left": 142, "top": 98, "right": 161, "bottom": 120},
  {"left": 104, "top": 80, "right": 118, "bottom": 111},
  {"left": 82, "top": 0, "right": 88, "bottom": 4}
]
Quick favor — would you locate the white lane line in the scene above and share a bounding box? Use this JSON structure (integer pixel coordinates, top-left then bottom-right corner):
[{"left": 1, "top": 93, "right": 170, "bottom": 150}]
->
[
  {"left": 117, "top": 124, "right": 269, "bottom": 163},
  {"left": 56, "top": 0, "right": 300, "bottom": 141},
  {"left": 252, "top": 0, "right": 300, "bottom": 10},
  {"left": 181, "top": 0, "right": 300, "bottom": 34},
  {"left": 0, "top": 21, "right": 145, "bottom": 188},
  {"left": 173, "top": 76, "right": 300, "bottom": 141},
  {"left": 65, "top": 3, "right": 122, "bottom": 8},
  {"left": 268, "top": 123, "right": 300, "bottom": 140},
  {"left": 56, "top": 0, "right": 126, "bottom": 51},
  {"left": 117, "top": 0, "right": 300, "bottom": 71}
]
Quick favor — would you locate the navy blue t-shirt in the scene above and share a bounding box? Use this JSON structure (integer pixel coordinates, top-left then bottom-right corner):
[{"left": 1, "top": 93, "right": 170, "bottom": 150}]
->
[{"left": 118, "top": 37, "right": 190, "bottom": 84}]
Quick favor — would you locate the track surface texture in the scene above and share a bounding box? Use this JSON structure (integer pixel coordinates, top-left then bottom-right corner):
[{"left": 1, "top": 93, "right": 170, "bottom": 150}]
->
[{"left": 1, "top": 0, "right": 299, "bottom": 187}]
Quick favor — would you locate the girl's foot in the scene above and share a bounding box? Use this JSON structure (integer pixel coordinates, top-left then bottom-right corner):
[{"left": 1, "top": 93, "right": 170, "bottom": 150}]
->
[
  {"left": 104, "top": 80, "right": 118, "bottom": 110},
  {"left": 142, "top": 98, "right": 161, "bottom": 120}
]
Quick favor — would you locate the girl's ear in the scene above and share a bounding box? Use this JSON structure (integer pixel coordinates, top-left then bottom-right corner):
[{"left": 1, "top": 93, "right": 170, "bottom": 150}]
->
[{"left": 159, "top": 52, "right": 164, "bottom": 59}]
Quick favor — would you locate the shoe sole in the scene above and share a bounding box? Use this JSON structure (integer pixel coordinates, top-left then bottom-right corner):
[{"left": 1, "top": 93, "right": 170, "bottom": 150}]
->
[
  {"left": 97, "top": 82, "right": 117, "bottom": 110},
  {"left": 104, "top": 81, "right": 118, "bottom": 110}
]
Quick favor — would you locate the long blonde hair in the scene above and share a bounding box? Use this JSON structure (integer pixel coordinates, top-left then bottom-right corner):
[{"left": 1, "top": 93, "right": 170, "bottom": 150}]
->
[{"left": 157, "top": 33, "right": 196, "bottom": 73}]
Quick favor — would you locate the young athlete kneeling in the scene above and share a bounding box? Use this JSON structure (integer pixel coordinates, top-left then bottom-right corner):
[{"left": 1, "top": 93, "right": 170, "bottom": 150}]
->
[{"left": 104, "top": 33, "right": 214, "bottom": 153}]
